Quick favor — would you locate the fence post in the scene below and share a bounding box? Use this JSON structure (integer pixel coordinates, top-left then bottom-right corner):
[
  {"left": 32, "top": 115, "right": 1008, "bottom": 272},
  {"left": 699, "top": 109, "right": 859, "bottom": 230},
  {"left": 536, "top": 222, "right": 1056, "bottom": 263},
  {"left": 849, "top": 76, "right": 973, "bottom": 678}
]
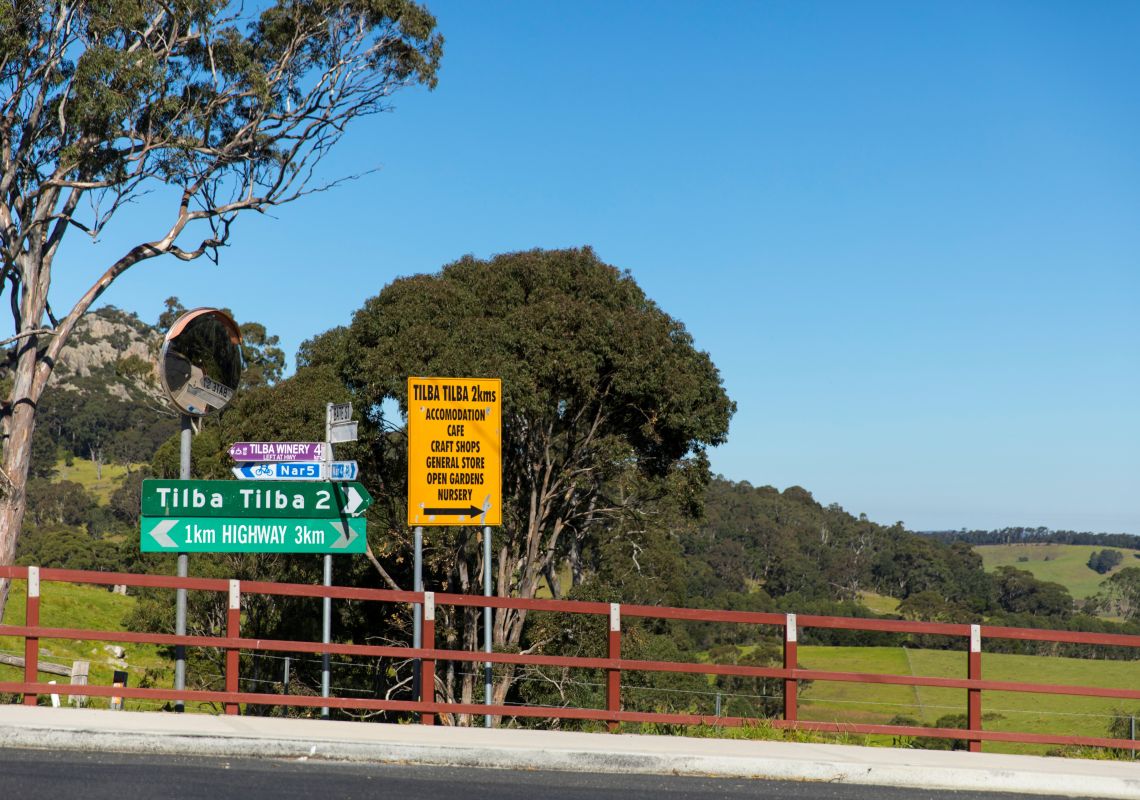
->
[
  {"left": 607, "top": 603, "right": 621, "bottom": 731},
  {"left": 420, "top": 591, "right": 435, "bottom": 725},
  {"left": 225, "top": 580, "right": 241, "bottom": 716},
  {"left": 23, "top": 567, "right": 39, "bottom": 707},
  {"left": 968, "top": 623, "right": 982, "bottom": 753},
  {"left": 783, "top": 613, "right": 798, "bottom": 724}
]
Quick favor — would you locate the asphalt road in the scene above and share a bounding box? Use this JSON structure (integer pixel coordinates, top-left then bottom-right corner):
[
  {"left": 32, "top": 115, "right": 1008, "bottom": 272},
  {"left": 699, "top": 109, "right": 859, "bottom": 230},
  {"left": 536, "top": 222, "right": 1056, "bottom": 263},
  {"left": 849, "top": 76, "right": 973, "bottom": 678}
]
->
[{"left": 0, "top": 747, "right": 1090, "bottom": 800}]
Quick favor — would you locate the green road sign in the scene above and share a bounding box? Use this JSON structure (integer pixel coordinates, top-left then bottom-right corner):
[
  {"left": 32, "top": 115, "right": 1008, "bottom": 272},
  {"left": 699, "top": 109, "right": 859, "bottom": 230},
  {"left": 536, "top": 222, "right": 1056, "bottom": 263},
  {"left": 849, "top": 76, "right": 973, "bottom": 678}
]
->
[
  {"left": 141, "top": 479, "right": 372, "bottom": 519},
  {"left": 140, "top": 516, "right": 367, "bottom": 553}
]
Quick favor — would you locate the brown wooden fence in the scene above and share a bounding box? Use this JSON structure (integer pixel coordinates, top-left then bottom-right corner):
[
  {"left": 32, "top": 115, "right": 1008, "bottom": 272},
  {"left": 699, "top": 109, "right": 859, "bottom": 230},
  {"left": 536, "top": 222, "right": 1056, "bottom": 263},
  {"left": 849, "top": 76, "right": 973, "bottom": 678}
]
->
[{"left": 1, "top": 565, "right": 1138, "bottom": 752}]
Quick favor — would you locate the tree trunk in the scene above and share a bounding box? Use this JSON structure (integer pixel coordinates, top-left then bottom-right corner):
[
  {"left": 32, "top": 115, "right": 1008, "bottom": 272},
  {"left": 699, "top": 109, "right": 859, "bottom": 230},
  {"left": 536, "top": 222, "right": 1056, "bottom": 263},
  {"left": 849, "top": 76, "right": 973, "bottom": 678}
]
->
[
  {"left": 492, "top": 667, "right": 513, "bottom": 710},
  {"left": 0, "top": 341, "right": 44, "bottom": 622},
  {"left": 569, "top": 536, "right": 584, "bottom": 589},
  {"left": 544, "top": 562, "right": 562, "bottom": 600}
]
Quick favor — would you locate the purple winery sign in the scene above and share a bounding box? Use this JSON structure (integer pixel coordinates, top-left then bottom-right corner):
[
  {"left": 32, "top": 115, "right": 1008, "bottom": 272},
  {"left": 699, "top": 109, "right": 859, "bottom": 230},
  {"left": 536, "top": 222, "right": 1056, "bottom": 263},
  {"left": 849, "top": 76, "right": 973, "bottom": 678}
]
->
[{"left": 228, "top": 442, "right": 324, "bottom": 462}]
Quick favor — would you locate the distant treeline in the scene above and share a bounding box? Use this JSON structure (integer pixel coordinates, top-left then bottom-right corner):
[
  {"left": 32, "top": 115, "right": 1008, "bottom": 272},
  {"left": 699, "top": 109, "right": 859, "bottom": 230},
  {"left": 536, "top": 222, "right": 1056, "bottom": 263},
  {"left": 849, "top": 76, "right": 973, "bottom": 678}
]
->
[{"left": 924, "top": 527, "right": 1140, "bottom": 550}]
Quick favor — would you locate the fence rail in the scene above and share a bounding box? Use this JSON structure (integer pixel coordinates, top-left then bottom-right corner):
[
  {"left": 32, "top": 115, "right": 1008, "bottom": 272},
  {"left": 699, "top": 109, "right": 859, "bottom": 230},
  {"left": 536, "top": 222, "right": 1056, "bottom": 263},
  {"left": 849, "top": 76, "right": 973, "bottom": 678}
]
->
[{"left": 1, "top": 565, "right": 1138, "bottom": 752}]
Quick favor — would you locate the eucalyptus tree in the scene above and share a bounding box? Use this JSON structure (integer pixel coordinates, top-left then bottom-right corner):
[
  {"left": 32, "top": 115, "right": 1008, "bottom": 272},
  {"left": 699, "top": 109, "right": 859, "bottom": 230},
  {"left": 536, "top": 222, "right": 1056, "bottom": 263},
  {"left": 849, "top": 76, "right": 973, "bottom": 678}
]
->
[
  {"left": 0, "top": 0, "right": 442, "bottom": 613},
  {"left": 304, "top": 247, "right": 735, "bottom": 712}
]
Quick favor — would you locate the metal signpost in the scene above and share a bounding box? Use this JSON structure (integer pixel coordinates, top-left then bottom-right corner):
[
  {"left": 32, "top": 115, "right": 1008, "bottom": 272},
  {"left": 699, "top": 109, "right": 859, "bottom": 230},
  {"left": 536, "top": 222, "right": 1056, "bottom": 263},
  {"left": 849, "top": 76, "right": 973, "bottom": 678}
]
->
[
  {"left": 177, "top": 417, "right": 191, "bottom": 712},
  {"left": 140, "top": 469, "right": 371, "bottom": 714},
  {"left": 321, "top": 401, "right": 358, "bottom": 718},
  {"left": 148, "top": 310, "right": 373, "bottom": 718},
  {"left": 158, "top": 308, "right": 243, "bottom": 712},
  {"left": 407, "top": 377, "right": 502, "bottom": 726}
]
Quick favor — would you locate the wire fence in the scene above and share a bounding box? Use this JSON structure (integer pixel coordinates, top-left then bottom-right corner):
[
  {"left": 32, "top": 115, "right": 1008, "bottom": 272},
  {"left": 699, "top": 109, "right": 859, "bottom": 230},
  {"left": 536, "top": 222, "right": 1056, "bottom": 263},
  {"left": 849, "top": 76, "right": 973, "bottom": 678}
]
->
[
  {"left": 6, "top": 641, "right": 1135, "bottom": 730},
  {"left": 5, "top": 566, "right": 1140, "bottom": 756},
  {"left": 18, "top": 650, "right": 1115, "bottom": 740}
]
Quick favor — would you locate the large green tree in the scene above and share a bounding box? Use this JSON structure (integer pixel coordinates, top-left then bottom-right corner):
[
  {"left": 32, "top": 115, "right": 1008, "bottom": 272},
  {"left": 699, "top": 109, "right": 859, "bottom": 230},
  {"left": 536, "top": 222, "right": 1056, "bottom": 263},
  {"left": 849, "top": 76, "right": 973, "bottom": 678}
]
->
[
  {"left": 303, "top": 247, "right": 735, "bottom": 712},
  {"left": 0, "top": 0, "right": 442, "bottom": 616},
  {"left": 1091, "top": 567, "right": 1140, "bottom": 621}
]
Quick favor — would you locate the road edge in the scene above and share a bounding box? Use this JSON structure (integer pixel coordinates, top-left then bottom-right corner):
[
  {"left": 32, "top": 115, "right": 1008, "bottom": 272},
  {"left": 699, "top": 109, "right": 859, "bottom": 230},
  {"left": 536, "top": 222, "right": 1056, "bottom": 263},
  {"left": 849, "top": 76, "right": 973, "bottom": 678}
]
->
[{"left": 3, "top": 723, "right": 1140, "bottom": 798}]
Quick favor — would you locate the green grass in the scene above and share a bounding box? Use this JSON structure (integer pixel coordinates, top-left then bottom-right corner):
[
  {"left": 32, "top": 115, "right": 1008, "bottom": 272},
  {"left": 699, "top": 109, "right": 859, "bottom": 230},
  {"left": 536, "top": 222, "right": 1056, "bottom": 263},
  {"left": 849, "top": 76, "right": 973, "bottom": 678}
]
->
[
  {"left": 536, "top": 563, "right": 574, "bottom": 600},
  {"left": 796, "top": 645, "right": 1140, "bottom": 755},
  {"left": 1, "top": 580, "right": 173, "bottom": 710},
  {"left": 52, "top": 458, "right": 135, "bottom": 503},
  {"left": 974, "top": 544, "right": 1140, "bottom": 600},
  {"left": 857, "top": 591, "right": 900, "bottom": 615}
]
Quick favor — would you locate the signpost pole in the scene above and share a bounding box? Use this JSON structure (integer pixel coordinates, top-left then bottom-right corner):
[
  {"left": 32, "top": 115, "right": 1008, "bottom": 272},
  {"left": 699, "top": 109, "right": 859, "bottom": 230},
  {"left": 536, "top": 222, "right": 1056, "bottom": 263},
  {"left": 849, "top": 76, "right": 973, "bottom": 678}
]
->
[
  {"left": 321, "top": 553, "right": 332, "bottom": 720},
  {"left": 157, "top": 308, "right": 242, "bottom": 714},
  {"left": 405, "top": 377, "right": 501, "bottom": 722},
  {"left": 413, "top": 525, "right": 423, "bottom": 704},
  {"left": 483, "top": 522, "right": 492, "bottom": 728},
  {"left": 174, "top": 414, "right": 191, "bottom": 713},
  {"left": 321, "top": 406, "right": 333, "bottom": 719}
]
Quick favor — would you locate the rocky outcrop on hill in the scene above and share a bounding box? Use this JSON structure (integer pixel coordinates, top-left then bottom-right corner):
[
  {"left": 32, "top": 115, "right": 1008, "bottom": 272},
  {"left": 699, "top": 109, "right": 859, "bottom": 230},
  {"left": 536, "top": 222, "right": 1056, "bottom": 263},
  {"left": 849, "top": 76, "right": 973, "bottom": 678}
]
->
[
  {"left": 48, "top": 307, "right": 162, "bottom": 402},
  {"left": 3, "top": 305, "right": 181, "bottom": 472},
  {"left": 56, "top": 315, "right": 153, "bottom": 378}
]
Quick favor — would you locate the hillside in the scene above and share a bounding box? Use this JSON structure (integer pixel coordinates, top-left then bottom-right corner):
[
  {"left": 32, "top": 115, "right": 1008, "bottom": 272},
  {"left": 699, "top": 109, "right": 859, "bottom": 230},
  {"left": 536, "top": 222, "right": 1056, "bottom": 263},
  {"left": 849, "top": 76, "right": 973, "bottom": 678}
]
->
[
  {"left": 685, "top": 479, "right": 992, "bottom": 614},
  {"left": 53, "top": 459, "right": 136, "bottom": 504},
  {"left": 976, "top": 543, "right": 1140, "bottom": 602},
  {"left": 25, "top": 306, "right": 178, "bottom": 474}
]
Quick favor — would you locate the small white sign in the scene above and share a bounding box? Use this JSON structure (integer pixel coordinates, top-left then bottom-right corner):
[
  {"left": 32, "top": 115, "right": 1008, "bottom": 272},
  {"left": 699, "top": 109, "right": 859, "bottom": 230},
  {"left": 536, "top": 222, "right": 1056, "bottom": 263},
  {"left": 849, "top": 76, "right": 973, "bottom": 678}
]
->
[
  {"left": 329, "top": 421, "right": 358, "bottom": 443},
  {"left": 328, "top": 402, "right": 353, "bottom": 425}
]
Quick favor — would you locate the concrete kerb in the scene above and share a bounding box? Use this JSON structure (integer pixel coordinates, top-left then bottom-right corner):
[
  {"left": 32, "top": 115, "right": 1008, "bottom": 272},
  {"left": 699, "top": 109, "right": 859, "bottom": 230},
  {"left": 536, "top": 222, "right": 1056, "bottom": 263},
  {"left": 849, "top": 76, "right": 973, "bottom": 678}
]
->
[{"left": 2, "top": 707, "right": 1140, "bottom": 798}]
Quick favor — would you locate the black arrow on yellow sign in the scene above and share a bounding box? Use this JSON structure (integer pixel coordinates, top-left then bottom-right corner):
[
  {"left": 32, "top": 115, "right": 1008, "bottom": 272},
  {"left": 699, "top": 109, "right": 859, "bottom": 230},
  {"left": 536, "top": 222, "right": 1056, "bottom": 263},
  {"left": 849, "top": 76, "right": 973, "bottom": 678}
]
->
[{"left": 423, "top": 505, "right": 485, "bottom": 517}]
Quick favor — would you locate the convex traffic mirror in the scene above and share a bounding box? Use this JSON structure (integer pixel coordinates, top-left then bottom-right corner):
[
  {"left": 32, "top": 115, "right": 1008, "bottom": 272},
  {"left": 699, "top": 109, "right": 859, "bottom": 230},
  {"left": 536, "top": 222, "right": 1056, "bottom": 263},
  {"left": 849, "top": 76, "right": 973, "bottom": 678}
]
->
[{"left": 160, "top": 308, "right": 243, "bottom": 416}]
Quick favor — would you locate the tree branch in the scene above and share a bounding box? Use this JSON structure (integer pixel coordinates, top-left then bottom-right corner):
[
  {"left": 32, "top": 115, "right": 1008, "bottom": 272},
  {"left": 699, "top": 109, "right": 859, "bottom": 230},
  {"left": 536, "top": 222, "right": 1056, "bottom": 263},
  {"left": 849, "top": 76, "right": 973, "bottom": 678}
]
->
[{"left": 0, "top": 328, "right": 56, "bottom": 349}]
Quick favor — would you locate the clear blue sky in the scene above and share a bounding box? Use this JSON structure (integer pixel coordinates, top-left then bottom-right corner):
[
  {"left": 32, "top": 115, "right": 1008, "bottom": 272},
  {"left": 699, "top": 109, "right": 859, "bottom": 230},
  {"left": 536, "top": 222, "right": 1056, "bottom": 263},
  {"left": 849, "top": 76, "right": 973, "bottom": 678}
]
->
[{"left": 54, "top": 1, "right": 1139, "bottom": 533}]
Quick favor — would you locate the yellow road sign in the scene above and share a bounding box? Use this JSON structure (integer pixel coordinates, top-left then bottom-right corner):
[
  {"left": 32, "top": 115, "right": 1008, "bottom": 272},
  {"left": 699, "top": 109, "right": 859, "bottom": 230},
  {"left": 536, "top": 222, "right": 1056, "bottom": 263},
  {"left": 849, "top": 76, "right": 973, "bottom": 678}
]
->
[{"left": 407, "top": 376, "right": 501, "bottom": 526}]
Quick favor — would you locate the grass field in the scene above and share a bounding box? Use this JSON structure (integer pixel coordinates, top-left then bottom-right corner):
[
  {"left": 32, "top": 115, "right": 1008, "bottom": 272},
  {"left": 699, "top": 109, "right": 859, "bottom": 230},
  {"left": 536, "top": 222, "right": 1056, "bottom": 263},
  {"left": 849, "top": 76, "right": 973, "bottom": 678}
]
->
[
  {"left": 975, "top": 543, "right": 1140, "bottom": 601},
  {"left": 0, "top": 580, "right": 173, "bottom": 710},
  {"left": 52, "top": 458, "right": 135, "bottom": 503},
  {"left": 794, "top": 645, "right": 1140, "bottom": 755},
  {"left": 857, "top": 591, "right": 900, "bottom": 615}
]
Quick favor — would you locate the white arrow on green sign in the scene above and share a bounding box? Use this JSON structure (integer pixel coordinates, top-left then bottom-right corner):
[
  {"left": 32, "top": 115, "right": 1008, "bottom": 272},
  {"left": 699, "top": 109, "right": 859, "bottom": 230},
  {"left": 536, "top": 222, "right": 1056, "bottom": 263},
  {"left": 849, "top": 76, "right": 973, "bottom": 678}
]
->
[
  {"left": 141, "top": 479, "right": 371, "bottom": 519},
  {"left": 140, "top": 516, "right": 366, "bottom": 553}
]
